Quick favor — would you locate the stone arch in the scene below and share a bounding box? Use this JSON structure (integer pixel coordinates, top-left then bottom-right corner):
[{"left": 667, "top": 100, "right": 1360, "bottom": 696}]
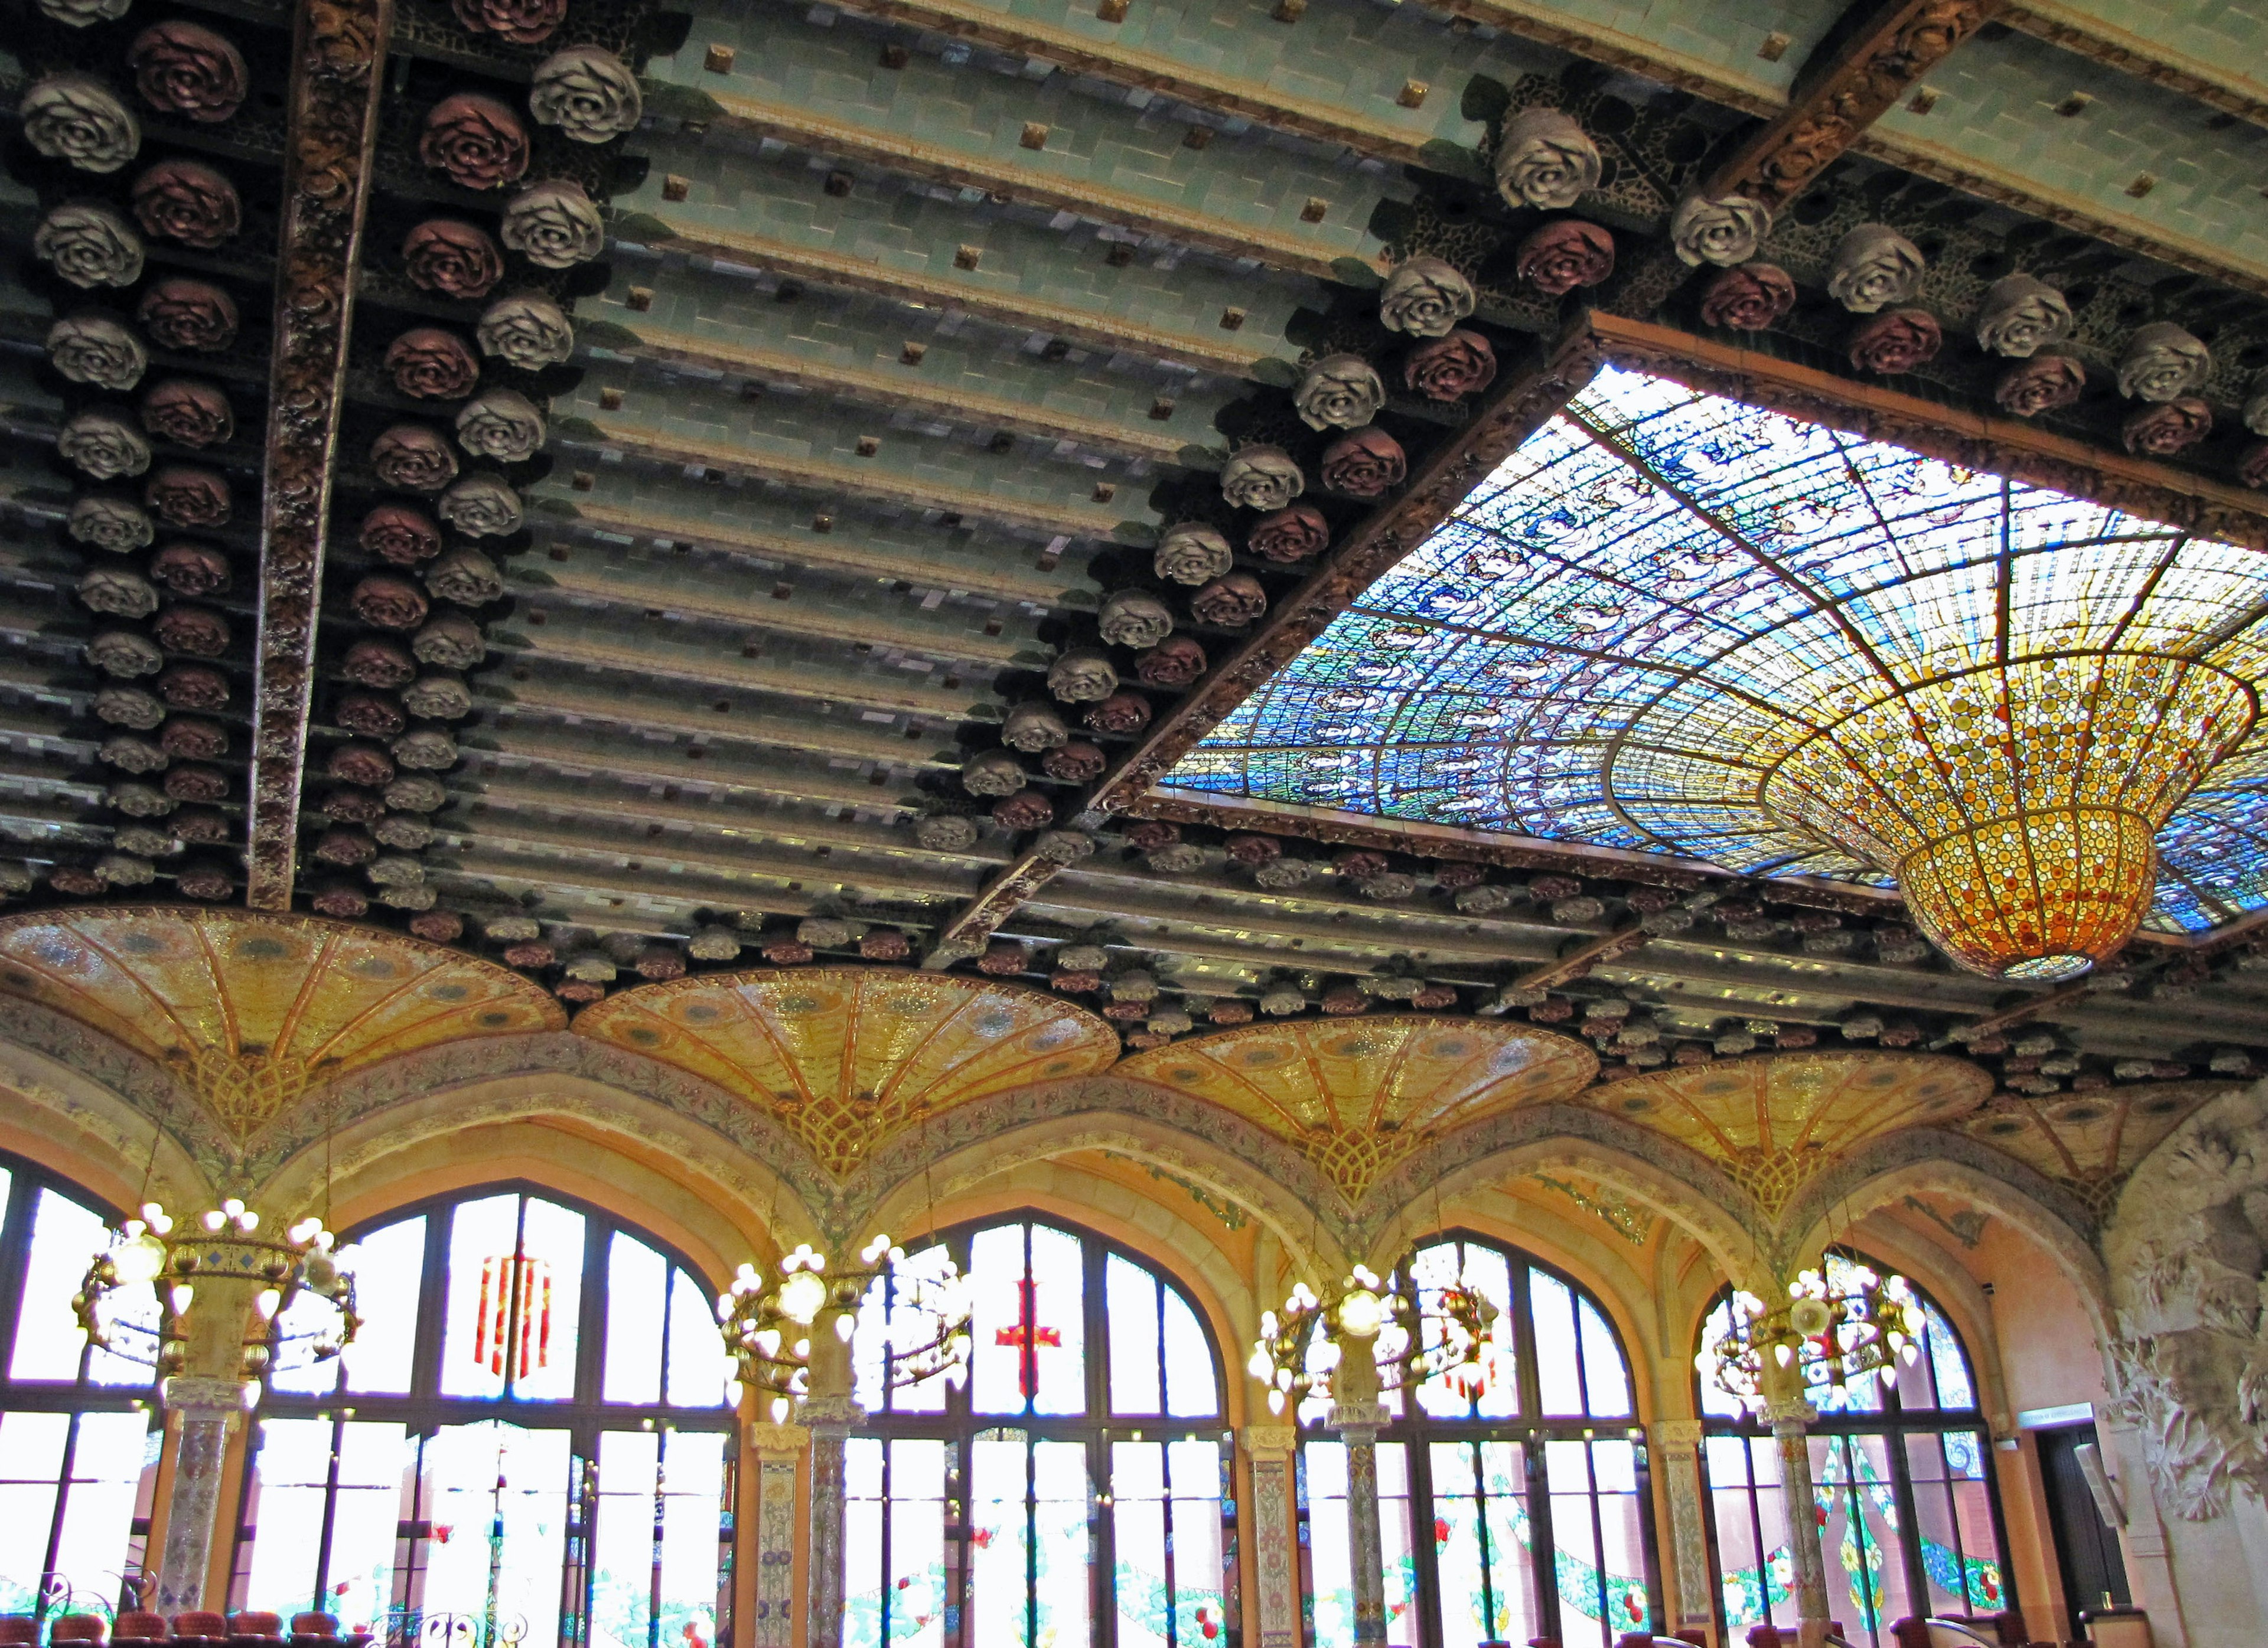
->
[{"left": 0, "top": 993, "right": 222, "bottom": 1201}]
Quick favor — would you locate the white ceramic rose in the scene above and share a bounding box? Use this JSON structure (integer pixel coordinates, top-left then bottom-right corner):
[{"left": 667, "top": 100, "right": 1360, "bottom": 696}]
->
[
  {"left": 1669, "top": 192, "right": 1770, "bottom": 268},
  {"left": 1153, "top": 524, "right": 1233, "bottom": 586},
  {"left": 915, "top": 814, "right": 978, "bottom": 851},
  {"left": 437, "top": 474, "right": 524, "bottom": 538},
  {"left": 2245, "top": 373, "right": 2268, "bottom": 438},
  {"left": 67, "top": 494, "right": 155, "bottom": 552},
  {"left": 47, "top": 314, "right": 147, "bottom": 390},
  {"left": 527, "top": 47, "right": 643, "bottom": 142},
  {"left": 58, "top": 409, "right": 152, "bottom": 479},
  {"left": 1047, "top": 647, "right": 1120, "bottom": 702},
  {"left": 1001, "top": 701, "right": 1070, "bottom": 752},
  {"left": 1973, "top": 273, "right": 2072, "bottom": 358},
  {"left": 960, "top": 749, "right": 1027, "bottom": 796},
  {"left": 1377, "top": 256, "right": 1475, "bottom": 339},
  {"left": 2117, "top": 322, "right": 2211, "bottom": 403},
  {"left": 1493, "top": 107, "right": 1601, "bottom": 211},
  {"left": 1220, "top": 445, "right": 1304, "bottom": 511},
  {"left": 1098, "top": 588, "right": 1175, "bottom": 648},
  {"left": 21, "top": 76, "right": 141, "bottom": 173},
  {"left": 1826, "top": 223, "right": 1925, "bottom": 314},
  {"left": 476, "top": 295, "right": 575, "bottom": 368},
  {"left": 33, "top": 203, "right": 144, "bottom": 289},
  {"left": 500, "top": 180, "right": 605, "bottom": 268},
  {"left": 38, "top": 0, "right": 131, "bottom": 25},
  {"left": 1293, "top": 353, "right": 1386, "bottom": 431},
  {"left": 455, "top": 389, "right": 546, "bottom": 460}
]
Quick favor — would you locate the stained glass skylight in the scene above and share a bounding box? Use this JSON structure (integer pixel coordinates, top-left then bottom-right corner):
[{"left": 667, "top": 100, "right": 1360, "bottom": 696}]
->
[{"left": 1168, "top": 365, "right": 2268, "bottom": 970}]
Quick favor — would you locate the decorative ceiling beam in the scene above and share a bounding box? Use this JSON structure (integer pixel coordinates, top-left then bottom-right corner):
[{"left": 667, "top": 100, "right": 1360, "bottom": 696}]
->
[
  {"left": 923, "top": 319, "right": 1606, "bottom": 958},
  {"left": 1703, "top": 0, "right": 2005, "bottom": 210},
  {"left": 2000, "top": 1, "right": 2268, "bottom": 129},
  {"left": 247, "top": 0, "right": 395, "bottom": 910},
  {"left": 1513, "top": 926, "right": 1651, "bottom": 991}
]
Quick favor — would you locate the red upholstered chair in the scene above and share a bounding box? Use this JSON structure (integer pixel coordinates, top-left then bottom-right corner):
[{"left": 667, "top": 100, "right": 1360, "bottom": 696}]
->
[
  {"left": 286, "top": 1616, "right": 337, "bottom": 1648},
  {"left": 174, "top": 1611, "right": 231, "bottom": 1648},
  {"left": 112, "top": 1612, "right": 170, "bottom": 1646},
  {"left": 52, "top": 1617, "right": 110, "bottom": 1644},
  {"left": 229, "top": 1614, "right": 283, "bottom": 1648},
  {"left": 0, "top": 1620, "right": 38, "bottom": 1647}
]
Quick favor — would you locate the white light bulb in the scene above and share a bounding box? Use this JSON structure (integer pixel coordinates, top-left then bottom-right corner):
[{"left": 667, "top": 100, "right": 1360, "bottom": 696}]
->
[
  {"left": 201, "top": 1209, "right": 226, "bottom": 1233},
  {"left": 170, "top": 1284, "right": 195, "bottom": 1316},
  {"left": 1267, "top": 1389, "right": 1286, "bottom": 1415},
  {"left": 255, "top": 1288, "right": 282, "bottom": 1320},
  {"left": 833, "top": 1313, "right": 855, "bottom": 1343},
  {"left": 770, "top": 1396, "right": 790, "bottom": 1423},
  {"left": 223, "top": 1199, "right": 245, "bottom": 1218}
]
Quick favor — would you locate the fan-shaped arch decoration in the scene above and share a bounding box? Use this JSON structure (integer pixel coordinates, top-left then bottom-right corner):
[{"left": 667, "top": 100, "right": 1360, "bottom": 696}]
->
[
  {"left": 1585, "top": 1052, "right": 1992, "bottom": 1220},
  {"left": 1962, "top": 1078, "right": 2237, "bottom": 1218},
  {"left": 1117, "top": 1016, "right": 1596, "bottom": 1202},
  {"left": 1170, "top": 364, "right": 2268, "bottom": 981},
  {"left": 572, "top": 968, "right": 1121, "bottom": 1178},
  {"left": 0, "top": 907, "right": 563, "bottom": 1139}
]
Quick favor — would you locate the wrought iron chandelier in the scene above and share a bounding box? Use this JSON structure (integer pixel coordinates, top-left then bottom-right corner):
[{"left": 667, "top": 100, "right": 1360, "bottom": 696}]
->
[
  {"left": 1699, "top": 1259, "right": 1923, "bottom": 1414},
  {"left": 1245, "top": 1263, "right": 1504, "bottom": 1417},
  {"left": 74, "top": 1198, "right": 361, "bottom": 1399},
  {"left": 718, "top": 1236, "right": 973, "bottom": 1422}
]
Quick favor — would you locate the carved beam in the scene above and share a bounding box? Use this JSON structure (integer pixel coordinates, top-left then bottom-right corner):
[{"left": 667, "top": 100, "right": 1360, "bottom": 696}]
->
[
  {"left": 926, "top": 319, "right": 1605, "bottom": 954},
  {"left": 1999, "top": 2, "right": 2268, "bottom": 131},
  {"left": 1705, "top": 0, "right": 2004, "bottom": 209},
  {"left": 1513, "top": 926, "right": 1650, "bottom": 992},
  {"left": 247, "top": 0, "right": 395, "bottom": 909}
]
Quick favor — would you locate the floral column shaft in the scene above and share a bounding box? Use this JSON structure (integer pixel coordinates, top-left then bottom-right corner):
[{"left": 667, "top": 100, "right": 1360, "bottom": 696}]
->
[
  {"left": 1764, "top": 1395, "right": 1833, "bottom": 1647},
  {"left": 1331, "top": 1346, "right": 1390, "bottom": 1646},
  {"left": 802, "top": 1308, "right": 861, "bottom": 1648},
  {"left": 155, "top": 1375, "right": 243, "bottom": 1609},
  {"left": 747, "top": 1421, "right": 809, "bottom": 1648}
]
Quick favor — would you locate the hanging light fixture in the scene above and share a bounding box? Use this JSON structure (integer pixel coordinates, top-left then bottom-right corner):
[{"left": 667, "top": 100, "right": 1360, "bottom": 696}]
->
[
  {"left": 718, "top": 1236, "right": 973, "bottom": 1423},
  {"left": 1245, "top": 1262, "right": 1504, "bottom": 1418},
  {"left": 1698, "top": 1259, "right": 1922, "bottom": 1414},
  {"left": 74, "top": 1198, "right": 361, "bottom": 1402}
]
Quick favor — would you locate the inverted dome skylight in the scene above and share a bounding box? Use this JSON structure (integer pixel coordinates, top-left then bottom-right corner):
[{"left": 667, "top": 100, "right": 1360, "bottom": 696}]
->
[{"left": 1168, "top": 366, "right": 2268, "bottom": 978}]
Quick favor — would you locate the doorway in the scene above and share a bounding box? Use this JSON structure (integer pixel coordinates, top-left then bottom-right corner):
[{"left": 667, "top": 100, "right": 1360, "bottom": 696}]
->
[{"left": 2034, "top": 1425, "right": 2130, "bottom": 1639}]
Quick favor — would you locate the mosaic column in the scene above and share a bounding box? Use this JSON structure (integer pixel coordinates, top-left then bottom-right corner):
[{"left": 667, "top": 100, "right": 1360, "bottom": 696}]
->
[
  {"left": 1331, "top": 1345, "right": 1390, "bottom": 1647},
  {"left": 747, "top": 1422, "right": 809, "bottom": 1648},
  {"left": 1241, "top": 1425, "right": 1301, "bottom": 1648},
  {"left": 154, "top": 1375, "right": 245, "bottom": 1610},
  {"left": 803, "top": 1309, "right": 862, "bottom": 1648},
  {"left": 1763, "top": 1396, "right": 1832, "bottom": 1648},
  {"left": 1649, "top": 1419, "right": 1715, "bottom": 1637}
]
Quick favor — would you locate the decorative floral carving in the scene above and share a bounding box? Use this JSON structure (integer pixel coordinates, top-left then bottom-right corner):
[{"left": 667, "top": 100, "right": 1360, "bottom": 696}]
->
[
  {"left": 401, "top": 673, "right": 473, "bottom": 720},
  {"left": 22, "top": 77, "right": 141, "bottom": 173},
  {"left": 1190, "top": 572, "right": 1267, "bottom": 626},
  {"left": 1085, "top": 691, "right": 1152, "bottom": 735},
  {"left": 1220, "top": 445, "right": 1304, "bottom": 512},
  {"left": 992, "top": 789, "right": 1054, "bottom": 831},
  {"left": 1293, "top": 354, "right": 1386, "bottom": 432},
  {"left": 1994, "top": 354, "right": 2085, "bottom": 417},
  {"left": 131, "top": 158, "right": 239, "bottom": 248},
  {"left": 321, "top": 787, "right": 384, "bottom": 824},
  {"left": 175, "top": 862, "right": 233, "bottom": 901},
  {"left": 1047, "top": 647, "right": 1119, "bottom": 703},
  {"left": 2238, "top": 442, "right": 2268, "bottom": 491},
  {"left": 38, "top": 0, "right": 129, "bottom": 25},
  {"left": 69, "top": 495, "right": 154, "bottom": 553},
  {"left": 960, "top": 750, "right": 1024, "bottom": 797},
  {"left": 1699, "top": 263, "right": 1795, "bottom": 332},
  {"left": 47, "top": 314, "right": 146, "bottom": 390},
  {"left": 403, "top": 220, "right": 504, "bottom": 298},
  {"left": 438, "top": 475, "right": 523, "bottom": 539},
  {"left": 371, "top": 424, "right": 460, "bottom": 492},
  {"left": 1493, "top": 107, "right": 1599, "bottom": 210},
  {"left": 384, "top": 774, "right": 448, "bottom": 812},
  {"left": 343, "top": 638, "right": 416, "bottom": 688},
  {"left": 529, "top": 47, "right": 643, "bottom": 142},
  {"left": 105, "top": 778, "right": 175, "bottom": 813},
  {"left": 385, "top": 328, "right": 480, "bottom": 400},
  {"left": 915, "top": 814, "right": 979, "bottom": 851},
  {"left": 58, "top": 410, "right": 152, "bottom": 479},
  {"left": 476, "top": 296, "right": 574, "bottom": 370},
  {"left": 138, "top": 279, "right": 237, "bottom": 352},
  {"left": 1154, "top": 524, "right": 1234, "bottom": 586},
  {"left": 158, "top": 664, "right": 228, "bottom": 707},
  {"left": 34, "top": 204, "right": 144, "bottom": 289},
  {"left": 392, "top": 728, "right": 460, "bottom": 769},
  {"left": 1249, "top": 504, "right": 1329, "bottom": 563},
  {"left": 1099, "top": 589, "right": 1174, "bottom": 648},
  {"left": 1041, "top": 740, "right": 1106, "bottom": 781},
  {"left": 375, "top": 815, "right": 436, "bottom": 854},
  {"left": 144, "top": 464, "right": 229, "bottom": 527},
  {"left": 1319, "top": 427, "right": 1406, "bottom": 498},
  {"left": 1378, "top": 256, "right": 1475, "bottom": 338},
  {"left": 2122, "top": 397, "right": 2212, "bottom": 456},
  {"left": 1515, "top": 219, "right": 1614, "bottom": 296},
  {"left": 159, "top": 717, "right": 226, "bottom": 760},
  {"left": 1826, "top": 223, "right": 1925, "bottom": 314},
  {"left": 2118, "top": 322, "right": 2212, "bottom": 403},
  {"left": 334, "top": 693, "right": 404, "bottom": 737},
  {"left": 1669, "top": 193, "right": 1770, "bottom": 268},
  {"left": 351, "top": 574, "right": 430, "bottom": 631},
  {"left": 451, "top": 0, "right": 566, "bottom": 44},
  {"left": 162, "top": 762, "right": 227, "bottom": 802},
  {"left": 128, "top": 22, "right": 247, "bottom": 123},
  {"left": 455, "top": 389, "right": 546, "bottom": 461},
  {"left": 1000, "top": 701, "right": 1070, "bottom": 752},
  {"left": 99, "top": 733, "right": 168, "bottom": 773},
  {"left": 139, "top": 378, "right": 233, "bottom": 448},
  {"left": 150, "top": 542, "right": 231, "bottom": 596},
  {"left": 1135, "top": 637, "right": 1207, "bottom": 687},
  {"left": 425, "top": 546, "right": 503, "bottom": 606},
  {"left": 1974, "top": 273, "right": 2073, "bottom": 358},
  {"left": 360, "top": 505, "right": 442, "bottom": 565},
  {"left": 1404, "top": 330, "right": 1495, "bottom": 402},
  {"left": 500, "top": 180, "right": 605, "bottom": 268},
  {"left": 419, "top": 93, "right": 529, "bottom": 190},
  {"left": 78, "top": 566, "right": 159, "bottom": 619},
  {"left": 1847, "top": 308, "right": 1942, "bottom": 375},
  {"left": 413, "top": 612, "right": 486, "bottom": 668},
  {"left": 152, "top": 603, "right": 229, "bottom": 656}
]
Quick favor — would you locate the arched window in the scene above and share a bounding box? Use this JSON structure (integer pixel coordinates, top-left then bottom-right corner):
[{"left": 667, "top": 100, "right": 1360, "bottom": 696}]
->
[
  {"left": 0, "top": 1151, "right": 159, "bottom": 1619},
  {"left": 229, "top": 1186, "right": 738, "bottom": 1648},
  {"left": 1299, "top": 1233, "right": 1657, "bottom": 1648},
  {"left": 844, "top": 1214, "right": 1236, "bottom": 1648},
  {"left": 1696, "top": 1254, "right": 2011, "bottom": 1647}
]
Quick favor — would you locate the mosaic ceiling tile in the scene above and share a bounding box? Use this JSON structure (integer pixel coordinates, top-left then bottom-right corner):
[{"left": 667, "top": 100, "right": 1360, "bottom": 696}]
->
[
  {"left": 1961, "top": 1077, "right": 2238, "bottom": 1216},
  {"left": 1170, "top": 364, "right": 2268, "bottom": 950},
  {"left": 0, "top": 908, "right": 565, "bottom": 1140},
  {"left": 1585, "top": 1051, "right": 1992, "bottom": 1218},
  {"left": 573, "top": 967, "right": 1120, "bottom": 1177},
  {"left": 1117, "top": 1015, "right": 1597, "bottom": 1202}
]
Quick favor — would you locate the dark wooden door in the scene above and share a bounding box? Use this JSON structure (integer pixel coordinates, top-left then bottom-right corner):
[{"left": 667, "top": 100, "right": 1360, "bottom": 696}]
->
[{"left": 2035, "top": 1424, "right": 2130, "bottom": 1638}]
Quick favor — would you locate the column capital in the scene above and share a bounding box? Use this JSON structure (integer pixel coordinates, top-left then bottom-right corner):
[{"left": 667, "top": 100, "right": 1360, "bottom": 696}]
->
[
  {"left": 799, "top": 1395, "right": 865, "bottom": 1433},
  {"left": 746, "top": 1421, "right": 812, "bottom": 1454},
  {"left": 1329, "top": 1399, "right": 1390, "bottom": 1438},
  {"left": 1762, "top": 1396, "right": 1818, "bottom": 1428},
  {"left": 1650, "top": 1418, "right": 1706, "bottom": 1449},
  {"left": 1240, "top": 1423, "right": 1298, "bottom": 1457},
  {"left": 162, "top": 1375, "right": 247, "bottom": 1418}
]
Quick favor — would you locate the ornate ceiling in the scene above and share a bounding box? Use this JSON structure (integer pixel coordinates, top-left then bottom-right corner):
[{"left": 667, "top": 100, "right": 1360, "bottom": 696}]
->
[{"left": 0, "top": 0, "right": 2260, "bottom": 1165}]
